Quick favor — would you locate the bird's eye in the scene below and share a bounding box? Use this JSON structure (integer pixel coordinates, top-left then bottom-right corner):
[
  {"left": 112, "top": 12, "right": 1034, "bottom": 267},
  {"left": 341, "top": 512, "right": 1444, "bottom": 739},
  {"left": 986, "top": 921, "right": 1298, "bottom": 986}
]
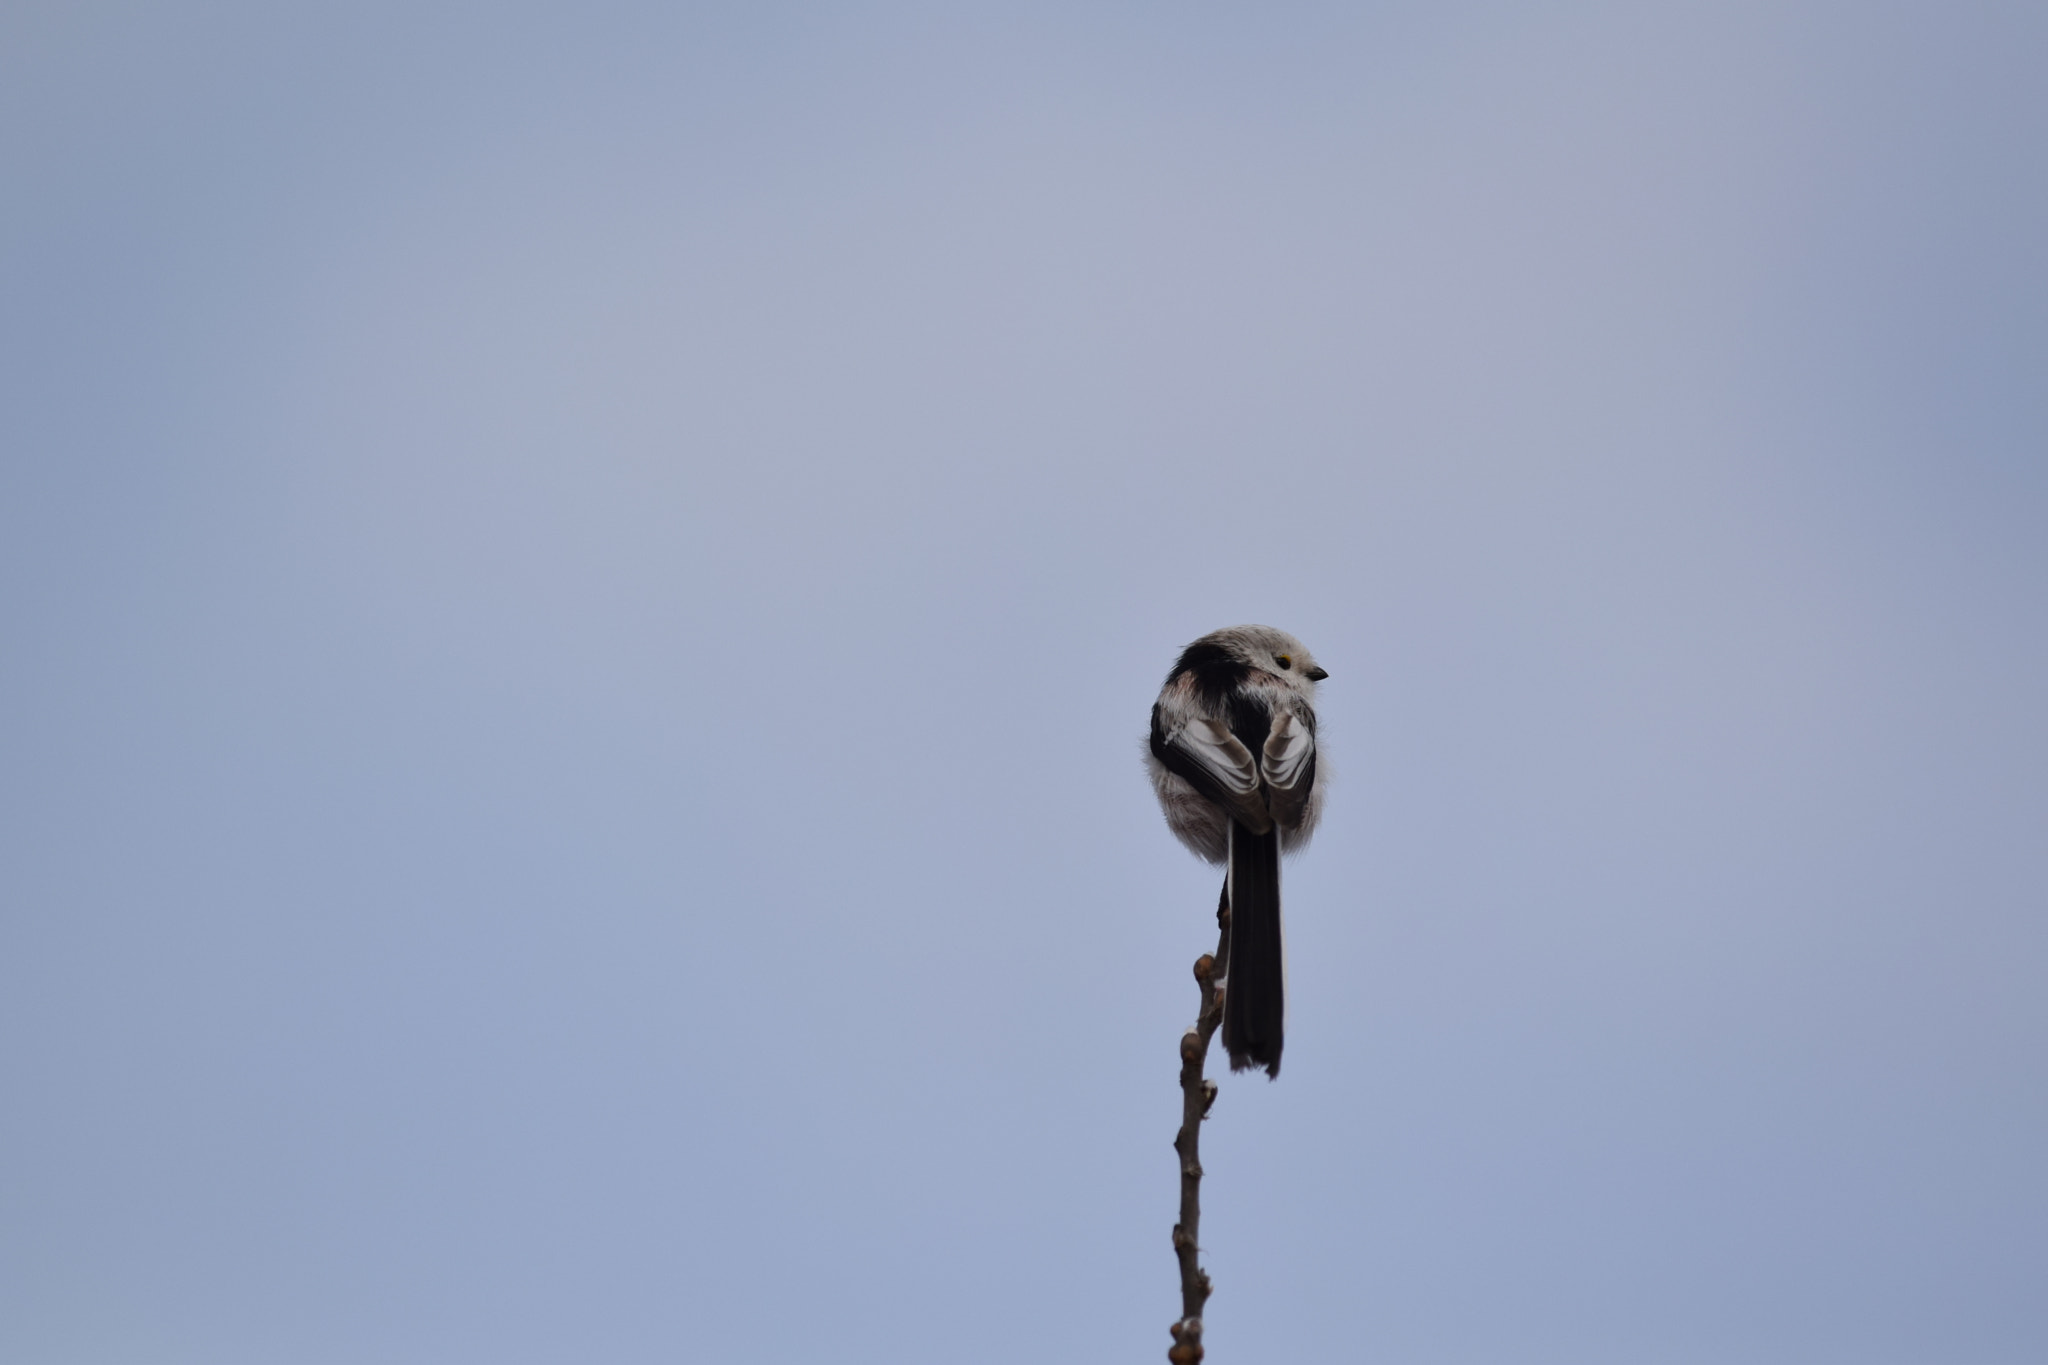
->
[{"left": 1276, "top": 655, "right": 1292, "bottom": 669}]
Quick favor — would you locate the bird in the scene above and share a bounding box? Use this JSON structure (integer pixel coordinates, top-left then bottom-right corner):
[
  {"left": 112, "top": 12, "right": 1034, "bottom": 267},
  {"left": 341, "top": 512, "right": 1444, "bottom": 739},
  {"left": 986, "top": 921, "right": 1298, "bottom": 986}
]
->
[{"left": 1147, "top": 625, "right": 1328, "bottom": 1077}]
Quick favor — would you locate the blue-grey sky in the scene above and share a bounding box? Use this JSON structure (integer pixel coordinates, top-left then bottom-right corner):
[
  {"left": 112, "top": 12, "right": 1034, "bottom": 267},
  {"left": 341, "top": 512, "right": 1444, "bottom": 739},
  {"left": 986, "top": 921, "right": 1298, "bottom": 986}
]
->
[{"left": 4, "top": 4, "right": 2045, "bottom": 1362}]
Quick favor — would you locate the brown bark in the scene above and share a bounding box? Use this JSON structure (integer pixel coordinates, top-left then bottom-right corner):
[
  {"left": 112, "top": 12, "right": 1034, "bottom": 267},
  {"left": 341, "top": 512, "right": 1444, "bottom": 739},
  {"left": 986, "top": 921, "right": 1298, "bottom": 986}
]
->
[{"left": 1168, "top": 883, "right": 1231, "bottom": 1364}]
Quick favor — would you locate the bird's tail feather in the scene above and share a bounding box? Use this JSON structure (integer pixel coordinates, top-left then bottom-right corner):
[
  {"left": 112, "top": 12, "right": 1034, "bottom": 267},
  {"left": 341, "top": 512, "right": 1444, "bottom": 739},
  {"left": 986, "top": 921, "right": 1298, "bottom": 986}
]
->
[{"left": 1223, "top": 820, "right": 1284, "bottom": 1077}]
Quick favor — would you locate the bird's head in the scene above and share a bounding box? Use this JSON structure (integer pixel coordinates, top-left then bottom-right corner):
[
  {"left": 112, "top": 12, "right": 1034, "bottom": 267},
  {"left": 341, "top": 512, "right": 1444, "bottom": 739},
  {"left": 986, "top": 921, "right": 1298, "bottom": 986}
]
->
[{"left": 1201, "top": 624, "right": 1328, "bottom": 693}]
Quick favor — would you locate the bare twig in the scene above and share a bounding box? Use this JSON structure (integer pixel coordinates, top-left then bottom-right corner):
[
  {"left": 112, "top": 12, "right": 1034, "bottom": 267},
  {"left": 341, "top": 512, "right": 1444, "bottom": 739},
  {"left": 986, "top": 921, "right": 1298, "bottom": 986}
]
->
[{"left": 1169, "top": 882, "right": 1231, "bottom": 1364}]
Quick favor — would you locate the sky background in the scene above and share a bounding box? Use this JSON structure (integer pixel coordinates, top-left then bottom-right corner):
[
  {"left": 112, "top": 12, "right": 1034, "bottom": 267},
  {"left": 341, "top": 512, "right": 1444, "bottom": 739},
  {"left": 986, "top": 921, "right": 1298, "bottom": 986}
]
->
[{"left": 3, "top": 3, "right": 2045, "bottom": 1362}]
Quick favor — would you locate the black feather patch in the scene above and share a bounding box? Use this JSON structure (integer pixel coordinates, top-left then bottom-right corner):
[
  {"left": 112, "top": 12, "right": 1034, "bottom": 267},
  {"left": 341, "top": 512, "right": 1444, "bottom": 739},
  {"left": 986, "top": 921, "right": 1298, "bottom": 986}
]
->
[
  {"left": 1169, "top": 640, "right": 1249, "bottom": 708},
  {"left": 1225, "top": 691, "right": 1273, "bottom": 756}
]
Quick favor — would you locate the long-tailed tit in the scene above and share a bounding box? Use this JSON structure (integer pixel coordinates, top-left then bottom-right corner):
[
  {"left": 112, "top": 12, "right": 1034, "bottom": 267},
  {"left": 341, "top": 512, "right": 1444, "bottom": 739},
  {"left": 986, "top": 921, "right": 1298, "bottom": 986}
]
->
[{"left": 1147, "top": 625, "right": 1328, "bottom": 1077}]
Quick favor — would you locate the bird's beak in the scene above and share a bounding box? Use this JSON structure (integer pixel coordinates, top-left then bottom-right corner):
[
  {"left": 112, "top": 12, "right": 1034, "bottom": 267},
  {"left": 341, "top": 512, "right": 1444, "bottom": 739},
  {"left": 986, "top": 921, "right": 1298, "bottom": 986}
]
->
[{"left": 1305, "top": 666, "right": 1329, "bottom": 681}]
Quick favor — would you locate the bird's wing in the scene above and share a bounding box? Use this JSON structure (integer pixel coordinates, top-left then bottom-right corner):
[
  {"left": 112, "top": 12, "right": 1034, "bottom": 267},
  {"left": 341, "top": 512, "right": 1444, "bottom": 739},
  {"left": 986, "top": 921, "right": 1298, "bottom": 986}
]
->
[
  {"left": 1178, "top": 716, "right": 1261, "bottom": 795},
  {"left": 1152, "top": 709, "right": 1273, "bottom": 833},
  {"left": 1261, "top": 708, "right": 1318, "bottom": 829},
  {"left": 1262, "top": 710, "right": 1315, "bottom": 791}
]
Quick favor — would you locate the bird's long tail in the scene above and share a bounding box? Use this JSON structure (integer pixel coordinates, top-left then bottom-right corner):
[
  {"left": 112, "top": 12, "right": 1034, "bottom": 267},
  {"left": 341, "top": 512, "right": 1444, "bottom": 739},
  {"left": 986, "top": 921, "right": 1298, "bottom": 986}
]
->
[{"left": 1222, "top": 820, "right": 1284, "bottom": 1077}]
